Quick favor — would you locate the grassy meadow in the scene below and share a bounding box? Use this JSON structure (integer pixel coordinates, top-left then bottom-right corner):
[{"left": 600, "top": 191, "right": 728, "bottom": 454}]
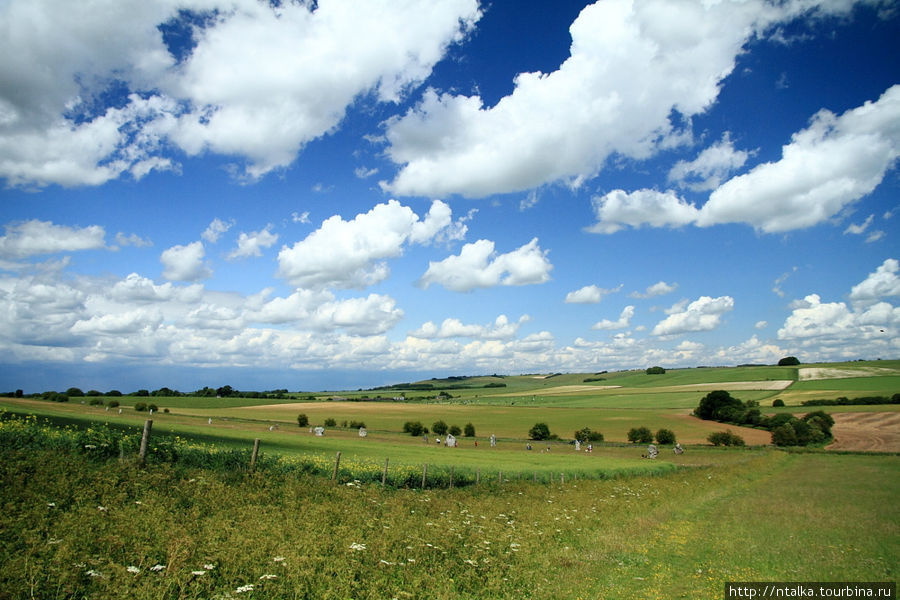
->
[{"left": 2, "top": 360, "right": 898, "bottom": 598}]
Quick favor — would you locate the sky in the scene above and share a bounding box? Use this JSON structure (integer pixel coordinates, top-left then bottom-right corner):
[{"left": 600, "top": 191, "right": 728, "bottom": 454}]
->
[{"left": 1, "top": 0, "right": 899, "bottom": 394}]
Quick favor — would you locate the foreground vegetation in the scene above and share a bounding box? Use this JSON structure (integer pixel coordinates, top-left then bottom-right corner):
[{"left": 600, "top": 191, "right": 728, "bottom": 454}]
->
[{"left": 2, "top": 440, "right": 896, "bottom": 599}]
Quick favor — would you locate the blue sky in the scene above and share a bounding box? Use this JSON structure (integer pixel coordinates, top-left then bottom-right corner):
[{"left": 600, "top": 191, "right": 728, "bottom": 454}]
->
[{"left": 1, "top": 0, "right": 898, "bottom": 393}]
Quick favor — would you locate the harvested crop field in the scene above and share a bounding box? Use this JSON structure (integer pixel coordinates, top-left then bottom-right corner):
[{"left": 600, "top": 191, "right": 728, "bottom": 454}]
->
[
  {"left": 827, "top": 412, "right": 900, "bottom": 452},
  {"left": 660, "top": 380, "right": 794, "bottom": 391},
  {"left": 799, "top": 366, "right": 900, "bottom": 380}
]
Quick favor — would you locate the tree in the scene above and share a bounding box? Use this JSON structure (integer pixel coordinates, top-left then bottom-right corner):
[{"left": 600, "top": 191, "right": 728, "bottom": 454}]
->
[
  {"left": 432, "top": 420, "right": 448, "bottom": 435},
  {"left": 627, "top": 426, "right": 653, "bottom": 444},
  {"left": 66, "top": 387, "right": 84, "bottom": 397},
  {"left": 778, "top": 356, "right": 800, "bottom": 366},
  {"left": 403, "top": 421, "right": 425, "bottom": 436},
  {"left": 772, "top": 423, "right": 798, "bottom": 446},
  {"left": 529, "top": 422, "right": 551, "bottom": 440},
  {"left": 772, "top": 398, "right": 785, "bottom": 407},
  {"left": 574, "top": 427, "right": 604, "bottom": 443},
  {"left": 645, "top": 366, "right": 666, "bottom": 375},
  {"left": 297, "top": 413, "right": 309, "bottom": 427},
  {"left": 464, "top": 422, "right": 476, "bottom": 437},
  {"left": 324, "top": 418, "right": 336, "bottom": 427},
  {"left": 707, "top": 430, "right": 745, "bottom": 446},
  {"left": 448, "top": 424, "right": 462, "bottom": 437},
  {"left": 655, "top": 428, "right": 676, "bottom": 445},
  {"left": 695, "top": 390, "right": 743, "bottom": 421}
]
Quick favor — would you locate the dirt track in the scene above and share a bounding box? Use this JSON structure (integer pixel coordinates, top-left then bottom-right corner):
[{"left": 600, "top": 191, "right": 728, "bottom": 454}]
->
[{"left": 826, "top": 412, "right": 900, "bottom": 452}]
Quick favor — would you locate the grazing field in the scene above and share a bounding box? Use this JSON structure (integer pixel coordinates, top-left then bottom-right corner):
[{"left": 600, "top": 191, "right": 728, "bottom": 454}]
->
[{"left": 0, "top": 445, "right": 895, "bottom": 600}]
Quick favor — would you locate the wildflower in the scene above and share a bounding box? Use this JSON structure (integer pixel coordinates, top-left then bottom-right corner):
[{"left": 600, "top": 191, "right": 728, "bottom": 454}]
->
[
  {"left": 127, "top": 566, "right": 140, "bottom": 574},
  {"left": 259, "top": 574, "right": 277, "bottom": 580},
  {"left": 204, "top": 563, "right": 216, "bottom": 570},
  {"left": 84, "top": 444, "right": 96, "bottom": 449},
  {"left": 134, "top": 501, "right": 142, "bottom": 505},
  {"left": 97, "top": 506, "right": 107, "bottom": 512},
  {"left": 149, "top": 564, "right": 166, "bottom": 572},
  {"left": 47, "top": 538, "right": 61, "bottom": 545},
  {"left": 349, "top": 543, "right": 366, "bottom": 551},
  {"left": 47, "top": 502, "right": 56, "bottom": 508},
  {"left": 235, "top": 584, "right": 255, "bottom": 593},
  {"left": 272, "top": 557, "right": 285, "bottom": 563},
  {"left": 464, "top": 559, "right": 478, "bottom": 565},
  {"left": 379, "top": 560, "right": 395, "bottom": 566},
  {"left": 192, "top": 570, "right": 206, "bottom": 576},
  {"left": 85, "top": 569, "right": 103, "bottom": 577}
]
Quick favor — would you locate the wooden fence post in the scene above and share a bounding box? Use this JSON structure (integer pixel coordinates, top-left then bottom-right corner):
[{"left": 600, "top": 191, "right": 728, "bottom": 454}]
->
[
  {"left": 422, "top": 463, "right": 427, "bottom": 488},
  {"left": 138, "top": 419, "right": 152, "bottom": 466},
  {"left": 250, "top": 438, "right": 260, "bottom": 470},
  {"left": 476, "top": 468, "right": 480, "bottom": 484},
  {"left": 561, "top": 472, "right": 565, "bottom": 485},
  {"left": 382, "top": 457, "right": 389, "bottom": 488},
  {"left": 533, "top": 471, "right": 537, "bottom": 483},
  {"left": 332, "top": 451, "right": 341, "bottom": 482}
]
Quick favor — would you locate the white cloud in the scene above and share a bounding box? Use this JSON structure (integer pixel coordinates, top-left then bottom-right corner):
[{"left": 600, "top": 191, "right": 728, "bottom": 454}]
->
[
  {"left": 0, "top": 220, "right": 106, "bottom": 259},
  {"left": 630, "top": 281, "right": 677, "bottom": 299},
  {"left": 589, "top": 85, "right": 900, "bottom": 234},
  {"left": 228, "top": 225, "right": 278, "bottom": 260},
  {"left": 668, "top": 132, "right": 750, "bottom": 191},
  {"left": 419, "top": 238, "right": 552, "bottom": 292},
  {"left": 849, "top": 258, "right": 900, "bottom": 308},
  {"left": 699, "top": 84, "right": 900, "bottom": 232},
  {"left": 755, "top": 320, "right": 768, "bottom": 329},
  {"left": 564, "top": 284, "right": 622, "bottom": 304},
  {"left": 203, "top": 218, "right": 234, "bottom": 243},
  {"left": 592, "top": 305, "right": 634, "bottom": 330},
  {"left": 410, "top": 314, "right": 528, "bottom": 340},
  {"left": 844, "top": 214, "right": 874, "bottom": 235},
  {"left": 160, "top": 241, "right": 211, "bottom": 282},
  {"left": 652, "top": 295, "right": 734, "bottom": 336},
  {"left": 773, "top": 267, "right": 797, "bottom": 298},
  {"left": 0, "top": 0, "right": 481, "bottom": 187},
  {"left": 114, "top": 232, "right": 153, "bottom": 248},
  {"left": 588, "top": 189, "right": 700, "bottom": 234},
  {"left": 382, "top": 0, "right": 858, "bottom": 198},
  {"left": 866, "top": 230, "right": 886, "bottom": 243},
  {"left": 354, "top": 166, "right": 378, "bottom": 179},
  {"left": 277, "top": 199, "right": 461, "bottom": 289},
  {"left": 292, "top": 211, "right": 311, "bottom": 224}
]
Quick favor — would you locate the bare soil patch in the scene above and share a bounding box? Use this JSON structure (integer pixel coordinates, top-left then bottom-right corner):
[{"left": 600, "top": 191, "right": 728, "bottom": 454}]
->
[
  {"left": 660, "top": 381, "right": 794, "bottom": 392},
  {"left": 826, "top": 412, "right": 900, "bottom": 452},
  {"left": 799, "top": 367, "right": 900, "bottom": 380}
]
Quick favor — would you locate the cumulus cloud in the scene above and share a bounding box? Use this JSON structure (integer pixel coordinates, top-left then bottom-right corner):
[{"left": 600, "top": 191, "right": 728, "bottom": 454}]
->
[
  {"left": 564, "top": 283, "right": 622, "bottom": 304},
  {"left": 592, "top": 305, "right": 635, "bottom": 330},
  {"left": 419, "top": 238, "right": 552, "bottom": 292},
  {"left": 382, "top": 0, "right": 863, "bottom": 198},
  {"left": 630, "top": 281, "right": 677, "bottom": 299},
  {"left": 203, "top": 218, "right": 234, "bottom": 243},
  {"left": 228, "top": 225, "right": 278, "bottom": 260},
  {"left": 114, "top": 232, "right": 153, "bottom": 248},
  {"left": 652, "top": 295, "right": 734, "bottom": 336},
  {"left": 0, "top": 0, "right": 481, "bottom": 187},
  {"left": 277, "top": 199, "right": 463, "bottom": 289},
  {"left": 0, "top": 219, "right": 106, "bottom": 259},
  {"left": 848, "top": 258, "right": 900, "bottom": 308},
  {"left": 410, "top": 314, "right": 528, "bottom": 340},
  {"left": 160, "top": 241, "right": 212, "bottom": 282},
  {"left": 589, "top": 85, "right": 900, "bottom": 234},
  {"left": 668, "top": 132, "right": 750, "bottom": 191}
]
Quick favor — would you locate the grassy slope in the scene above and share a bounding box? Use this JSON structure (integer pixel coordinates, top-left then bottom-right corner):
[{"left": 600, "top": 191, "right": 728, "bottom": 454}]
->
[{"left": 1, "top": 447, "right": 895, "bottom": 600}]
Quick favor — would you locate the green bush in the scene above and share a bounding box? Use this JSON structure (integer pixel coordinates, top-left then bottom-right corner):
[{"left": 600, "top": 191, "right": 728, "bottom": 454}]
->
[
  {"left": 464, "top": 422, "right": 476, "bottom": 437},
  {"left": 88, "top": 397, "right": 104, "bottom": 406},
  {"left": 448, "top": 424, "right": 462, "bottom": 437},
  {"left": 772, "top": 398, "right": 785, "bottom": 407},
  {"left": 297, "top": 413, "right": 309, "bottom": 427},
  {"left": 134, "top": 402, "right": 148, "bottom": 412},
  {"left": 627, "top": 426, "right": 653, "bottom": 444},
  {"left": 528, "top": 422, "right": 551, "bottom": 440},
  {"left": 107, "top": 400, "right": 120, "bottom": 408},
  {"left": 432, "top": 420, "right": 448, "bottom": 435},
  {"left": 707, "top": 430, "right": 745, "bottom": 446},
  {"left": 574, "top": 427, "right": 604, "bottom": 443},
  {"left": 349, "top": 420, "right": 366, "bottom": 429},
  {"left": 645, "top": 366, "right": 666, "bottom": 375},
  {"left": 772, "top": 423, "right": 798, "bottom": 446},
  {"left": 324, "top": 418, "right": 336, "bottom": 427},
  {"left": 655, "top": 428, "right": 676, "bottom": 445},
  {"left": 403, "top": 421, "right": 425, "bottom": 436}
]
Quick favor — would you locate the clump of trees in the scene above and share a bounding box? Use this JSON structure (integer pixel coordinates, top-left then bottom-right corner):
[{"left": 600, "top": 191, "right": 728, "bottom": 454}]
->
[
  {"left": 695, "top": 390, "right": 834, "bottom": 447},
  {"left": 708, "top": 430, "right": 745, "bottom": 446},
  {"left": 645, "top": 366, "right": 666, "bottom": 375},
  {"left": 777, "top": 356, "right": 800, "bottom": 366},
  {"left": 528, "top": 422, "right": 551, "bottom": 440},
  {"left": 403, "top": 421, "right": 427, "bottom": 436},
  {"left": 574, "top": 427, "right": 604, "bottom": 443},
  {"left": 655, "top": 428, "right": 676, "bottom": 445},
  {"left": 627, "top": 426, "right": 653, "bottom": 444}
]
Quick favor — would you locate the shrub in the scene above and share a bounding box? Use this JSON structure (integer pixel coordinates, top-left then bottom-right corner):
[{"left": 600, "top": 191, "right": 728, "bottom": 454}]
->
[
  {"left": 574, "top": 427, "right": 604, "bottom": 443},
  {"left": 772, "top": 398, "right": 785, "bottom": 407},
  {"left": 695, "top": 390, "right": 743, "bottom": 421},
  {"left": 134, "top": 402, "right": 148, "bottom": 411},
  {"left": 148, "top": 404, "right": 159, "bottom": 412},
  {"left": 464, "top": 422, "right": 476, "bottom": 437},
  {"left": 297, "top": 413, "right": 309, "bottom": 427},
  {"left": 772, "top": 423, "right": 798, "bottom": 446},
  {"left": 645, "top": 366, "right": 666, "bottom": 375},
  {"left": 107, "top": 400, "right": 120, "bottom": 408},
  {"left": 324, "top": 418, "right": 336, "bottom": 427},
  {"left": 88, "top": 397, "right": 104, "bottom": 406},
  {"left": 707, "top": 430, "right": 745, "bottom": 446},
  {"left": 349, "top": 420, "right": 366, "bottom": 429},
  {"left": 627, "top": 426, "right": 653, "bottom": 444},
  {"left": 432, "top": 420, "right": 448, "bottom": 436},
  {"left": 528, "top": 422, "right": 551, "bottom": 440},
  {"left": 403, "top": 421, "right": 425, "bottom": 436},
  {"left": 655, "top": 428, "right": 676, "bottom": 445},
  {"left": 448, "top": 424, "right": 462, "bottom": 437}
]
